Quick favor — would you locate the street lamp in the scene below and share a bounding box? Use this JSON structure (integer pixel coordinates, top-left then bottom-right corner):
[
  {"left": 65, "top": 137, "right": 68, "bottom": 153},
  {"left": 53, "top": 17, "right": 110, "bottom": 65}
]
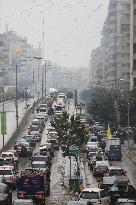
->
[{"left": 27, "top": 57, "right": 43, "bottom": 99}]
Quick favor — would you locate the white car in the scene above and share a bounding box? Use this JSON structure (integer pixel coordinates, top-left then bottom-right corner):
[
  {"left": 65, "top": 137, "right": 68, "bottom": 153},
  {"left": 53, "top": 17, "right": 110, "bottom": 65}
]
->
[{"left": 80, "top": 188, "right": 110, "bottom": 204}]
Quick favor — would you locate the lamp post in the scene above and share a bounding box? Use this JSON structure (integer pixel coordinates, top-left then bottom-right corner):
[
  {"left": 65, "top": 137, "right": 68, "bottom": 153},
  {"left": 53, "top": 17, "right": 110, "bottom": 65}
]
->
[{"left": 27, "top": 57, "right": 43, "bottom": 99}]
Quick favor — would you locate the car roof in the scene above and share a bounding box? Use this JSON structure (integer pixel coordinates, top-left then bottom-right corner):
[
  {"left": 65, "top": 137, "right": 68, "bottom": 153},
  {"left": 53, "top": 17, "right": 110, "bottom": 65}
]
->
[
  {"left": 96, "top": 161, "right": 110, "bottom": 167},
  {"left": 33, "top": 119, "right": 39, "bottom": 122},
  {"left": 82, "top": 188, "right": 102, "bottom": 192},
  {"left": 32, "top": 161, "right": 46, "bottom": 164},
  {"left": 109, "top": 166, "right": 124, "bottom": 170},
  {"left": 13, "top": 199, "right": 33, "bottom": 202},
  {"left": 1, "top": 152, "right": 13, "bottom": 155},
  {"left": 117, "top": 198, "right": 136, "bottom": 202},
  {"left": 0, "top": 182, "right": 7, "bottom": 187},
  {"left": 0, "top": 165, "right": 14, "bottom": 169}
]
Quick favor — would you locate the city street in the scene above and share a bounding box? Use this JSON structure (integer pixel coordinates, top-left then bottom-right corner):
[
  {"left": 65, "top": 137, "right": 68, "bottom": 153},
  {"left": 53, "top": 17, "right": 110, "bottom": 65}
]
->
[{"left": 1, "top": 99, "right": 133, "bottom": 204}]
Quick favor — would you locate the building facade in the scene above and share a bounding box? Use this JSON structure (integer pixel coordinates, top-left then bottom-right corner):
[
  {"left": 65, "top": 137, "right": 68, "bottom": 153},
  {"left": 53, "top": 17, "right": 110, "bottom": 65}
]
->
[
  {"left": 102, "top": 0, "right": 130, "bottom": 91},
  {"left": 130, "top": 0, "right": 136, "bottom": 89},
  {"left": 89, "top": 46, "right": 103, "bottom": 88}
]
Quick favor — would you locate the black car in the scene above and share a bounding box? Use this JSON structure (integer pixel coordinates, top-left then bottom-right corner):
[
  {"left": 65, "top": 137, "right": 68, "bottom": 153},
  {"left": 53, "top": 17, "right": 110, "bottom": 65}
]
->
[{"left": 0, "top": 182, "right": 12, "bottom": 205}]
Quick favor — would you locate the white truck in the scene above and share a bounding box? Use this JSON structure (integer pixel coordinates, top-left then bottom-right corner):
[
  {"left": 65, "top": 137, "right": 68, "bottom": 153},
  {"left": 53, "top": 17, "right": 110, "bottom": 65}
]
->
[{"left": 105, "top": 138, "right": 120, "bottom": 152}]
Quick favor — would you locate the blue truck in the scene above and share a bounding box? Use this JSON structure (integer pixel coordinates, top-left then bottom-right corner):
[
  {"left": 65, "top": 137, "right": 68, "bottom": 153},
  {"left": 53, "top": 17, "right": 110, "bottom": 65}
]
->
[{"left": 17, "top": 169, "right": 49, "bottom": 205}]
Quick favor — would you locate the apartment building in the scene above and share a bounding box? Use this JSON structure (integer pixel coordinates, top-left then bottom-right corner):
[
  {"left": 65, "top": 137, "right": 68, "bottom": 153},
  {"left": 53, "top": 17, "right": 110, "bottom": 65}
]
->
[
  {"left": 130, "top": 0, "right": 136, "bottom": 89},
  {"left": 102, "top": 0, "right": 130, "bottom": 91},
  {"left": 89, "top": 46, "right": 103, "bottom": 88}
]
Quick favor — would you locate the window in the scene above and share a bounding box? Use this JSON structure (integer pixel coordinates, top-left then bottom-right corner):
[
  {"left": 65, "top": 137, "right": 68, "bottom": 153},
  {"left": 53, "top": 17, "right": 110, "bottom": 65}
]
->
[
  {"left": 133, "top": 77, "right": 136, "bottom": 87},
  {"left": 0, "top": 41, "right": 4, "bottom": 47},
  {"left": 121, "top": 24, "right": 129, "bottom": 32},
  {"left": 133, "top": 59, "right": 136, "bottom": 71},
  {"left": 134, "top": 43, "right": 136, "bottom": 54}
]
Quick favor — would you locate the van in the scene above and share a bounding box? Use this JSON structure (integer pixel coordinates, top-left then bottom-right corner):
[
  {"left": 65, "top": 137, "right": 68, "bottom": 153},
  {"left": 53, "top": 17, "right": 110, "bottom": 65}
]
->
[{"left": 79, "top": 188, "right": 110, "bottom": 204}]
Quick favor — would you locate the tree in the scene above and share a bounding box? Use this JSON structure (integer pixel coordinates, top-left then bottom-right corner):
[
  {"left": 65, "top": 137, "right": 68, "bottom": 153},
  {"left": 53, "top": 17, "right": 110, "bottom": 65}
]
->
[
  {"left": 51, "top": 111, "right": 88, "bottom": 148},
  {"left": 87, "top": 88, "right": 117, "bottom": 127}
]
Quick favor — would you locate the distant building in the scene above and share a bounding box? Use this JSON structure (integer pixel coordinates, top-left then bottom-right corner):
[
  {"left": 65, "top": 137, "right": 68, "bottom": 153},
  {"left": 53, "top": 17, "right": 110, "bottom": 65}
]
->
[{"left": 89, "top": 46, "right": 103, "bottom": 88}]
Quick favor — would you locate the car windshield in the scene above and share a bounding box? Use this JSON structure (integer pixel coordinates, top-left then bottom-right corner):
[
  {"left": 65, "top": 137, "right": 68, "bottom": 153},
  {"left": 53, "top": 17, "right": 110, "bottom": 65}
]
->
[
  {"left": 119, "top": 203, "right": 136, "bottom": 205},
  {"left": 32, "top": 163, "right": 47, "bottom": 168},
  {"left": 1, "top": 154, "right": 13, "bottom": 157},
  {"left": 18, "top": 142, "right": 29, "bottom": 147},
  {"left": 97, "top": 166, "right": 108, "bottom": 171},
  {"left": 32, "top": 156, "right": 48, "bottom": 162},
  {"left": 31, "top": 126, "right": 39, "bottom": 131},
  {"left": 0, "top": 186, "right": 5, "bottom": 193},
  {"left": 0, "top": 170, "right": 12, "bottom": 175},
  {"left": 80, "top": 191, "right": 99, "bottom": 199},
  {"left": 110, "top": 169, "right": 124, "bottom": 175}
]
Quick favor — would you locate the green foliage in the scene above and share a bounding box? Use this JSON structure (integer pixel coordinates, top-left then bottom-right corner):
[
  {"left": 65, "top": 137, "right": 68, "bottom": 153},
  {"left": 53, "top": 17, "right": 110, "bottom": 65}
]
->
[
  {"left": 87, "top": 88, "right": 116, "bottom": 126},
  {"left": 51, "top": 111, "right": 89, "bottom": 148}
]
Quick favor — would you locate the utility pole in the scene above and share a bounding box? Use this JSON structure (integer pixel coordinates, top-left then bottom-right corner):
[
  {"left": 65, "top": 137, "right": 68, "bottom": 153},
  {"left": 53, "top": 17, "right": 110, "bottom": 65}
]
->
[
  {"left": 15, "top": 64, "right": 19, "bottom": 128},
  {"left": 42, "top": 66, "right": 44, "bottom": 98}
]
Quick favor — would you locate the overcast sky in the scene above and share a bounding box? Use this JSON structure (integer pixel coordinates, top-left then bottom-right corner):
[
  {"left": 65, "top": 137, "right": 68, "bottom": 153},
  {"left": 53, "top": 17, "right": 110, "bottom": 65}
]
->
[{"left": 0, "top": 0, "right": 109, "bottom": 67}]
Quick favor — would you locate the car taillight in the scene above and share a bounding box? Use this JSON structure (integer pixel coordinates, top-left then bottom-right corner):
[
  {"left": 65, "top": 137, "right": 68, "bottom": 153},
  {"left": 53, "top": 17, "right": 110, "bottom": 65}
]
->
[
  {"left": 123, "top": 171, "right": 127, "bottom": 176},
  {"left": 18, "top": 192, "right": 25, "bottom": 198},
  {"left": 108, "top": 172, "right": 112, "bottom": 176},
  {"left": 36, "top": 194, "right": 44, "bottom": 199},
  {"left": 9, "top": 175, "right": 14, "bottom": 179}
]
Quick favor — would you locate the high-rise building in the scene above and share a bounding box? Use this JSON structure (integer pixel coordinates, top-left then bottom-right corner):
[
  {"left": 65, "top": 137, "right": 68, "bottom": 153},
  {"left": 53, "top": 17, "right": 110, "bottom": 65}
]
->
[
  {"left": 89, "top": 46, "right": 103, "bottom": 88},
  {"left": 130, "top": 0, "right": 136, "bottom": 89},
  {"left": 102, "top": 0, "right": 130, "bottom": 90}
]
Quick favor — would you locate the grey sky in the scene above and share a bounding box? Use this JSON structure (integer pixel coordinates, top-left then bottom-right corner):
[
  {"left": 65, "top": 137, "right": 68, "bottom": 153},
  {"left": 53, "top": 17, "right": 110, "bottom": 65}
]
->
[{"left": 0, "top": 0, "right": 109, "bottom": 67}]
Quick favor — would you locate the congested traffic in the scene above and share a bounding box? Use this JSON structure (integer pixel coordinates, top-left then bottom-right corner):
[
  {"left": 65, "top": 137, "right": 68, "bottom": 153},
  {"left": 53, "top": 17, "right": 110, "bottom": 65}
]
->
[{"left": 0, "top": 89, "right": 135, "bottom": 205}]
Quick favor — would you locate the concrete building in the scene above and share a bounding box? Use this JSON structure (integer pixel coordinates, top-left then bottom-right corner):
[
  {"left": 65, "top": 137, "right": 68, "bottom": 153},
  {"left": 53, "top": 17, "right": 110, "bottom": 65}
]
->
[
  {"left": 101, "top": 0, "right": 130, "bottom": 91},
  {"left": 0, "top": 30, "right": 41, "bottom": 97},
  {"left": 130, "top": 0, "right": 136, "bottom": 89},
  {"left": 89, "top": 46, "right": 103, "bottom": 88}
]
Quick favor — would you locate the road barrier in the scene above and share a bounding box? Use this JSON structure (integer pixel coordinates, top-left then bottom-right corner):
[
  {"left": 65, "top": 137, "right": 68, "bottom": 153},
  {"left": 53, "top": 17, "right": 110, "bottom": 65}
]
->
[{"left": 1, "top": 97, "right": 43, "bottom": 152}]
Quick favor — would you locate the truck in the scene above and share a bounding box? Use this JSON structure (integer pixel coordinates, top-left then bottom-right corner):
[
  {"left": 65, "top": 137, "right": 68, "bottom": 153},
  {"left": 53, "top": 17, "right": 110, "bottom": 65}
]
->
[
  {"left": 105, "top": 138, "right": 122, "bottom": 160},
  {"left": 17, "top": 169, "right": 49, "bottom": 205}
]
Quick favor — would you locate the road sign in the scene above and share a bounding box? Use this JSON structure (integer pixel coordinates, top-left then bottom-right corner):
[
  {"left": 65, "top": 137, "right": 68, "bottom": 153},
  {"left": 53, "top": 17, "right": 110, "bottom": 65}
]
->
[
  {"left": 68, "top": 150, "right": 80, "bottom": 155},
  {"left": 79, "top": 178, "right": 83, "bottom": 185},
  {"left": 69, "top": 146, "right": 79, "bottom": 150},
  {"left": 64, "top": 147, "right": 80, "bottom": 156}
]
